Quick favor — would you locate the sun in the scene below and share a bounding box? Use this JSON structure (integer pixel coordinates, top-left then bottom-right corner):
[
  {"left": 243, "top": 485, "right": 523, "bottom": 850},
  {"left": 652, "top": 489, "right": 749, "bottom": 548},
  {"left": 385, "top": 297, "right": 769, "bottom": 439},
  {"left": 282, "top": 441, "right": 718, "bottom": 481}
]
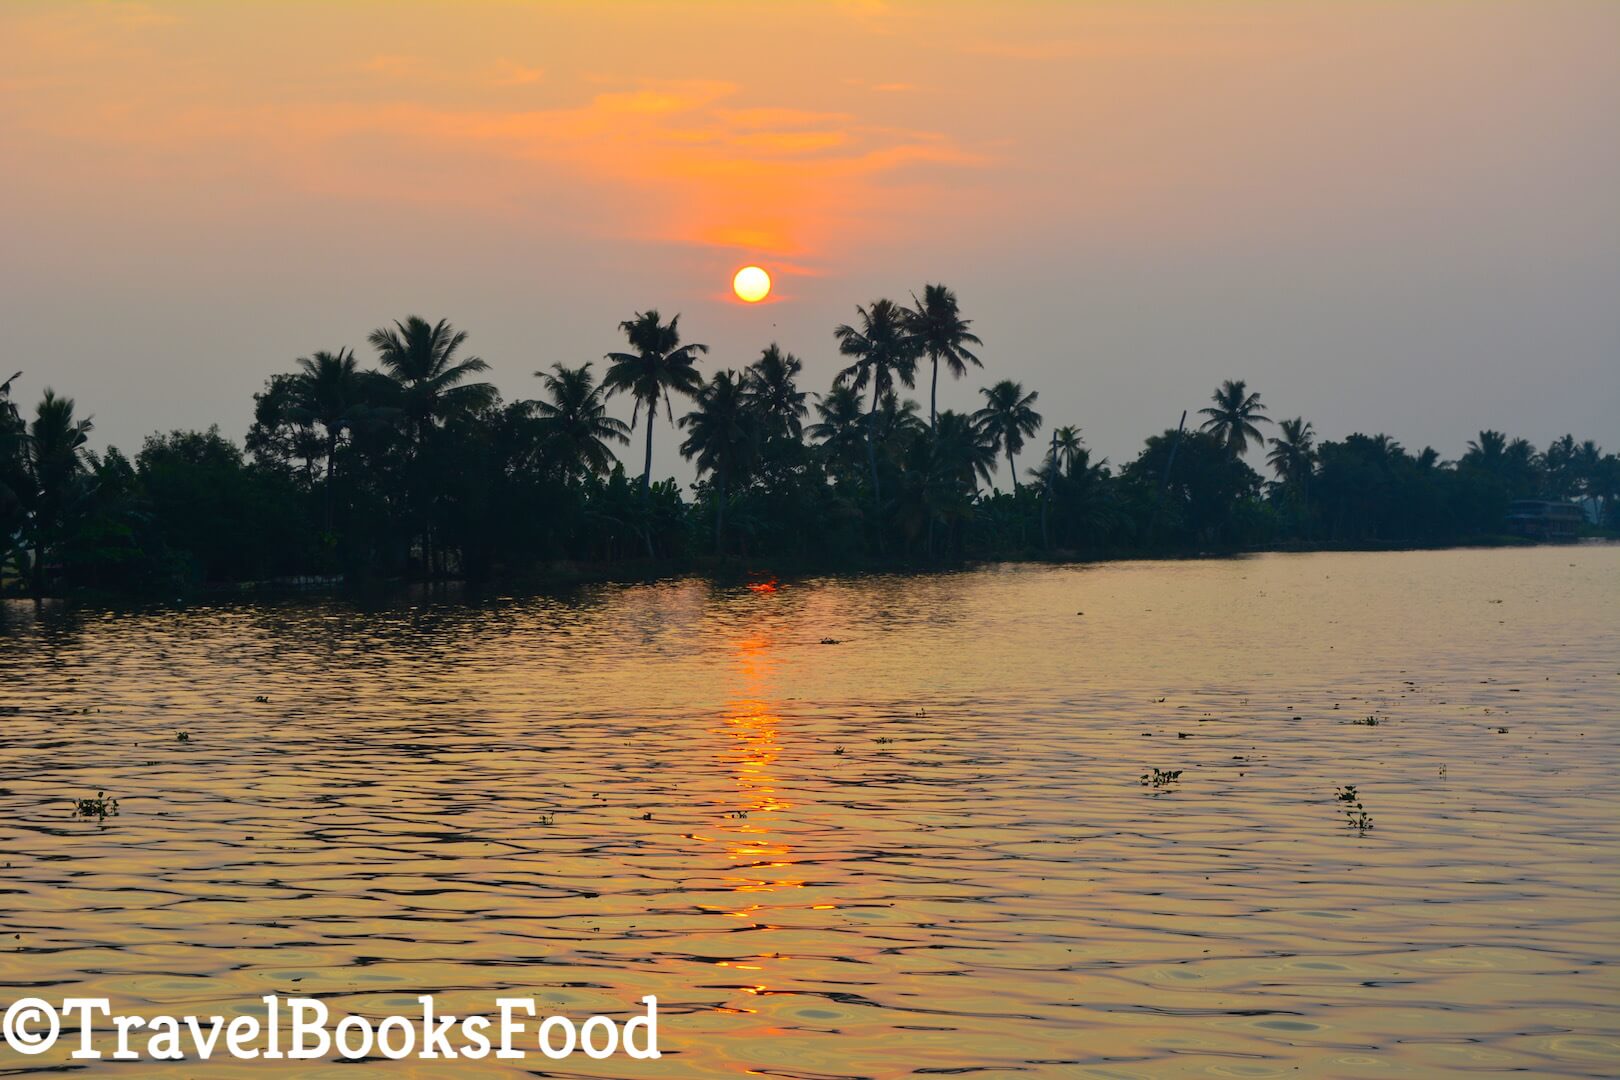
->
[{"left": 733, "top": 265, "right": 771, "bottom": 303}]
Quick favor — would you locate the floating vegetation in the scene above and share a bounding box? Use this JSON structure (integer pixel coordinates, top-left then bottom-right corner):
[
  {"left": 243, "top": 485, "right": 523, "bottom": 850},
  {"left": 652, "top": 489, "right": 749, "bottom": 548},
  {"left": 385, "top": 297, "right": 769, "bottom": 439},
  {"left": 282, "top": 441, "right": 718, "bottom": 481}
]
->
[
  {"left": 253, "top": 695, "right": 270, "bottom": 703},
  {"left": 833, "top": 746, "right": 846, "bottom": 756},
  {"left": 1494, "top": 726, "right": 1510, "bottom": 734},
  {"left": 1141, "top": 768, "right": 1183, "bottom": 788},
  {"left": 1352, "top": 715, "right": 1382, "bottom": 726},
  {"left": 819, "top": 637, "right": 842, "bottom": 645},
  {"left": 538, "top": 811, "right": 555, "bottom": 826},
  {"left": 72, "top": 792, "right": 119, "bottom": 820},
  {"left": 875, "top": 736, "right": 894, "bottom": 745},
  {"left": 176, "top": 731, "right": 191, "bottom": 742},
  {"left": 1336, "top": 785, "right": 1373, "bottom": 832}
]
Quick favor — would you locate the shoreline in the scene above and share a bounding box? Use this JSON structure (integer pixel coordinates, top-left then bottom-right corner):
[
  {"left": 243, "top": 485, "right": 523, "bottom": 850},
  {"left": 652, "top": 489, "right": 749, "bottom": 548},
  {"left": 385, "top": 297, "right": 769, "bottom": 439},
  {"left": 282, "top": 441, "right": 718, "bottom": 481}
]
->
[{"left": 13, "top": 533, "right": 1613, "bottom": 608}]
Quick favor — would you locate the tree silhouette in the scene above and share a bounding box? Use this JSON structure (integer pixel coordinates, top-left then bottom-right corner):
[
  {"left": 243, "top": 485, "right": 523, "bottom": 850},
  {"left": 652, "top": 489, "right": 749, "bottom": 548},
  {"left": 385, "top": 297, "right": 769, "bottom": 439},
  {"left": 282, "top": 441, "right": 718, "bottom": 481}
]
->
[
  {"left": 291, "top": 348, "right": 369, "bottom": 531},
  {"left": 1266, "top": 417, "right": 1317, "bottom": 490},
  {"left": 1199, "top": 379, "right": 1271, "bottom": 455},
  {"left": 533, "top": 362, "right": 629, "bottom": 480},
  {"left": 834, "top": 298, "right": 919, "bottom": 502},
  {"left": 906, "top": 284, "right": 982, "bottom": 431},
  {"left": 807, "top": 383, "right": 867, "bottom": 482},
  {"left": 21, "top": 389, "right": 93, "bottom": 594},
  {"left": 680, "top": 369, "right": 761, "bottom": 551},
  {"left": 603, "top": 310, "right": 707, "bottom": 500},
  {"left": 368, "top": 317, "right": 494, "bottom": 447},
  {"left": 974, "top": 379, "right": 1042, "bottom": 491},
  {"left": 744, "top": 344, "right": 808, "bottom": 441}
]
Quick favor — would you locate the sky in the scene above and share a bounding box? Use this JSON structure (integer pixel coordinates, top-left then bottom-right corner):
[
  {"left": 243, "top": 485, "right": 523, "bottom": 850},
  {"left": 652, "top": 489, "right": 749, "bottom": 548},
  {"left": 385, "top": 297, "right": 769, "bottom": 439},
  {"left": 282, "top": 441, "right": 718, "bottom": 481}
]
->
[{"left": 3, "top": 0, "right": 1617, "bottom": 485}]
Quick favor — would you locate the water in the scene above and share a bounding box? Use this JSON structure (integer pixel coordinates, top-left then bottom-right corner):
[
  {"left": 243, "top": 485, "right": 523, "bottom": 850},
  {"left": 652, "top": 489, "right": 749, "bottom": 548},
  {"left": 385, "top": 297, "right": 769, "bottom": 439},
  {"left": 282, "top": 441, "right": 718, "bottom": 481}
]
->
[{"left": 2, "top": 546, "right": 1617, "bottom": 1077}]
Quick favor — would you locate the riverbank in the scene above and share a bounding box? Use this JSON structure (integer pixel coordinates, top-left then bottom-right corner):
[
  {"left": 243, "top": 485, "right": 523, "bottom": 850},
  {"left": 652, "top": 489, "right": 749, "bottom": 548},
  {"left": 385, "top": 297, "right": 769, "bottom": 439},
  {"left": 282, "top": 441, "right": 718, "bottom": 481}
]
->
[{"left": 11, "top": 532, "right": 1613, "bottom": 607}]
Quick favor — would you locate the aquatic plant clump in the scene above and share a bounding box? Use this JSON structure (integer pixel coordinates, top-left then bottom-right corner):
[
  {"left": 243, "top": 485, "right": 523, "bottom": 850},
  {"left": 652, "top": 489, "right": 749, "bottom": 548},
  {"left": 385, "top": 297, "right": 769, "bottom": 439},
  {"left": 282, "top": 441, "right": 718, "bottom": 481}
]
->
[{"left": 72, "top": 792, "right": 120, "bottom": 820}]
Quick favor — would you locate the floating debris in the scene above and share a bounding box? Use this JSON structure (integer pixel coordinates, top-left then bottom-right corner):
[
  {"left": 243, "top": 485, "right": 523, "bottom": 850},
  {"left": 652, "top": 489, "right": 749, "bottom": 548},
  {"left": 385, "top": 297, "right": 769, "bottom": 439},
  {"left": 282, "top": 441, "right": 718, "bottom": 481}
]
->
[
  {"left": 1141, "top": 768, "right": 1183, "bottom": 788},
  {"left": 72, "top": 792, "right": 119, "bottom": 820}
]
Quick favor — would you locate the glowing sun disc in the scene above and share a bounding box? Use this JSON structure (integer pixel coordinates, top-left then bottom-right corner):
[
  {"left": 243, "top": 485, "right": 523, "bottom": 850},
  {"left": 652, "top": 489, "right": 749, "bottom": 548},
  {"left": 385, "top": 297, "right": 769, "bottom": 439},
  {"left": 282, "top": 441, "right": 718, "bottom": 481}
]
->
[{"left": 733, "top": 265, "right": 771, "bottom": 303}]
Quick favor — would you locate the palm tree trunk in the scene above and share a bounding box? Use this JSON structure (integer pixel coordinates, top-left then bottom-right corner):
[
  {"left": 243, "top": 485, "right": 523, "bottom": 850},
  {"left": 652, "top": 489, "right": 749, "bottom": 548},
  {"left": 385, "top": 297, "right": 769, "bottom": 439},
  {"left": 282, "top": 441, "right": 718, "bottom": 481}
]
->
[
  {"left": 865, "top": 391, "right": 882, "bottom": 503},
  {"left": 1008, "top": 449, "right": 1018, "bottom": 493},
  {"left": 865, "top": 390, "right": 885, "bottom": 556},
  {"left": 929, "top": 357, "right": 939, "bottom": 432},
  {"left": 1042, "top": 434, "right": 1056, "bottom": 548},
  {"left": 324, "top": 435, "right": 337, "bottom": 534},
  {"left": 641, "top": 395, "right": 656, "bottom": 501}
]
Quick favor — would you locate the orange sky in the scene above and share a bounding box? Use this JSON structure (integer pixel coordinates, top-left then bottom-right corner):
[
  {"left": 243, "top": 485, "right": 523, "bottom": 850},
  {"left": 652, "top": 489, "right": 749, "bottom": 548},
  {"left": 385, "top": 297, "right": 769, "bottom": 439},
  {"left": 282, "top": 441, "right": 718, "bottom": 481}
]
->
[{"left": 3, "top": 1, "right": 1617, "bottom": 474}]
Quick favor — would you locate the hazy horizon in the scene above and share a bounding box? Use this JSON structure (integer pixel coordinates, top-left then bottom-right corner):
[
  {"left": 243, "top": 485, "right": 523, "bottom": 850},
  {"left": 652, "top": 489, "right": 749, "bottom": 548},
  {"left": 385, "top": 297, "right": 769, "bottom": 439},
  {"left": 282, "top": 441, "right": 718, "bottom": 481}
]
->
[{"left": 4, "top": 0, "right": 1617, "bottom": 483}]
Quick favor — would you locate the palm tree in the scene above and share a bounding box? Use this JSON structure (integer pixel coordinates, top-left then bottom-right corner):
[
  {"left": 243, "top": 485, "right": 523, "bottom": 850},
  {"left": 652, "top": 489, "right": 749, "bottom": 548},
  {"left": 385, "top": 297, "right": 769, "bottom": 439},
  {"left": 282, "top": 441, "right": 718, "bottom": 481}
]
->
[
  {"left": 906, "top": 284, "right": 982, "bottom": 430},
  {"left": 1464, "top": 429, "right": 1507, "bottom": 467},
  {"left": 1052, "top": 426, "right": 1084, "bottom": 473},
  {"left": 743, "top": 344, "right": 807, "bottom": 440},
  {"left": 807, "top": 384, "right": 867, "bottom": 481},
  {"left": 1199, "top": 379, "right": 1270, "bottom": 455},
  {"left": 603, "top": 310, "right": 708, "bottom": 499},
  {"left": 679, "top": 369, "right": 760, "bottom": 550},
  {"left": 22, "top": 389, "right": 93, "bottom": 594},
  {"left": 1543, "top": 434, "right": 1578, "bottom": 498},
  {"left": 834, "top": 298, "right": 919, "bottom": 499},
  {"left": 896, "top": 409, "right": 997, "bottom": 557},
  {"left": 1039, "top": 425, "right": 1083, "bottom": 547},
  {"left": 367, "top": 316, "right": 495, "bottom": 448},
  {"left": 533, "top": 362, "right": 629, "bottom": 480},
  {"left": 974, "top": 380, "right": 1042, "bottom": 491},
  {"left": 1266, "top": 417, "right": 1317, "bottom": 492},
  {"left": 872, "top": 392, "right": 926, "bottom": 448},
  {"left": 291, "top": 348, "right": 367, "bottom": 530}
]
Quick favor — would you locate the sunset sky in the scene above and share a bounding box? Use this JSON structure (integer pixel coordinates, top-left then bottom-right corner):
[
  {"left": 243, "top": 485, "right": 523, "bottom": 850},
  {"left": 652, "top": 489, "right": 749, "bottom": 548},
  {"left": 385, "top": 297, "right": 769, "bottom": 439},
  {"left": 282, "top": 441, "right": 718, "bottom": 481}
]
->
[{"left": 4, "top": 0, "right": 1617, "bottom": 478}]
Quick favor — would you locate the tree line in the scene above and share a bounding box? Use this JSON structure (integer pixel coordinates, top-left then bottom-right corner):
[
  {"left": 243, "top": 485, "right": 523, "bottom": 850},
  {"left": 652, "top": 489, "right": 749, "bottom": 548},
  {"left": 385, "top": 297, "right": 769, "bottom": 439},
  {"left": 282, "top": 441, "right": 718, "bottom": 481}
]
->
[{"left": 3, "top": 287, "right": 1615, "bottom": 595}]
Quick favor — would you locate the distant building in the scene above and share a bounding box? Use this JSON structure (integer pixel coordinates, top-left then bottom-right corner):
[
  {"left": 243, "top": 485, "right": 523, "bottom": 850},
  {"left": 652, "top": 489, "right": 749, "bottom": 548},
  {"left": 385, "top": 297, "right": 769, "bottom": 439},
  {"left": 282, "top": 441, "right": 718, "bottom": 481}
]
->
[{"left": 1505, "top": 500, "right": 1584, "bottom": 540}]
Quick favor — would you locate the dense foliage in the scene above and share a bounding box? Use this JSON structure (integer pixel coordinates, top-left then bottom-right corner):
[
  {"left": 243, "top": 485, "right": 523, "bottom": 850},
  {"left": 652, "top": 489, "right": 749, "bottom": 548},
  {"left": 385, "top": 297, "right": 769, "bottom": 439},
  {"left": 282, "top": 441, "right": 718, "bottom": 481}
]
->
[{"left": 3, "top": 292, "right": 1615, "bottom": 595}]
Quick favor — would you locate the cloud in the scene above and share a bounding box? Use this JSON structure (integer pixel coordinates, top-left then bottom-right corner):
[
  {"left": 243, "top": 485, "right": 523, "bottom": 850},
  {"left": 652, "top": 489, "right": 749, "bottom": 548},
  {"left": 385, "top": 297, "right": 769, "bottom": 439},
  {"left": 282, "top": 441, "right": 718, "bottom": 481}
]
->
[
  {"left": 46, "top": 75, "right": 985, "bottom": 259},
  {"left": 488, "top": 59, "right": 544, "bottom": 87}
]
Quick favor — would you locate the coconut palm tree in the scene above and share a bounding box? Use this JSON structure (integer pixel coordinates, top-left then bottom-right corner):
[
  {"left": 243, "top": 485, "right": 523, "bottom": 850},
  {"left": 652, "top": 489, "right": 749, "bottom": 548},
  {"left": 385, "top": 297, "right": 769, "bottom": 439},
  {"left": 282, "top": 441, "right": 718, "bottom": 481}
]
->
[
  {"left": 895, "top": 409, "right": 997, "bottom": 557},
  {"left": 533, "top": 362, "right": 629, "bottom": 480},
  {"left": 290, "top": 348, "right": 368, "bottom": 530},
  {"left": 1543, "top": 434, "right": 1579, "bottom": 498},
  {"left": 1052, "top": 426, "right": 1084, "bottom": 473},
  {"left": 1266, "top": 417, "right": 1317, "bottom": 492},
  {"left": 603, "top": 310, "right": 708, "bottom": 499},
  {"left": 1463, "top": 429, "right": 1507, "bottom": 467},
  {"left": 872, "top": 392, "right": 926, "bottom": 448},
  {"left": 906, "top": 284, "right": 982, "bottom": 430},
  {"left": 0, "top": 374, "right": 25, "bottom": 580},
  {"left": 367, "top": 316, "right": 495, "bottom": 448},
  {"left": 974, "top": 380, "right": 1042, "bottom": 491},
  {"left": 807, "top": 383, "right": 867, "bottom": 481},
  {"left": 21, "top": 389, "right": 93, "bottom": 594},
  {"left": 743, "top": 344, "right": 807, "bottom": 441},
  {"left": 680, "top": 369, "right": 761, "bottom": 550},
  {"left": 834, "top": 298, "right": 919, "bottom": 499},
  {"left": 1038, "top": 426, "right": 1084, "bottom": 547},
  {"left": 1199, "top": 379, "right": 1270, "bottom": 455}
]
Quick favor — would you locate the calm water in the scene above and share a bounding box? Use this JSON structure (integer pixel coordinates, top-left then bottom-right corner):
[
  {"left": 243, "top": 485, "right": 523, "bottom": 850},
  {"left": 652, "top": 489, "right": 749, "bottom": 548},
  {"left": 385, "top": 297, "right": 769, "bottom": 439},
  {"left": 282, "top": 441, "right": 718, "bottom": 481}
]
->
[{"left": 2, "top": 546, "right": 1617, "bottom": 1077}]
